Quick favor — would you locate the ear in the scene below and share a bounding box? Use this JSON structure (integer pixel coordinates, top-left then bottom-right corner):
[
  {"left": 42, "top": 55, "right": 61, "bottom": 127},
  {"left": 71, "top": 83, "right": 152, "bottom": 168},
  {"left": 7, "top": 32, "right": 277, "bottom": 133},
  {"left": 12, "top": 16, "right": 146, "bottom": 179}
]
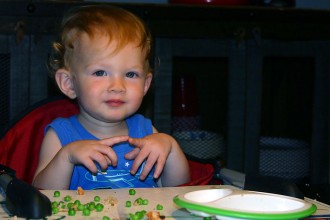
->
[
  {"left": 55, "top": 69, "right": 77, "bottom": 99},
  {"left": 143, "top": 72, "right": 153, "bottom": 95}
]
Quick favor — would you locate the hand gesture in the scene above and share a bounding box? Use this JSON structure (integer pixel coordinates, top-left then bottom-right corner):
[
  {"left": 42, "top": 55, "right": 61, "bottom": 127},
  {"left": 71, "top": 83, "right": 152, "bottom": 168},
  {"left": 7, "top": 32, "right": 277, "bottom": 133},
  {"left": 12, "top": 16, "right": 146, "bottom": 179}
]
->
[
  {"left": 125, "top": 133, "right": 173, "bottom": 180},
  {"left": 64, "top": 135, "right": 129, "bottom": 174}
]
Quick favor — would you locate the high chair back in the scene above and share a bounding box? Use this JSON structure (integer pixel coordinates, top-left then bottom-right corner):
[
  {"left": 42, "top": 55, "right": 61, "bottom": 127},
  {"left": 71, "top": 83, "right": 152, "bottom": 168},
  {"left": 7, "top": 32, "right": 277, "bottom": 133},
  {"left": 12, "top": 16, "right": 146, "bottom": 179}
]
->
[{"left": 0, "top": 97, "right": 79, "bottom": 184}]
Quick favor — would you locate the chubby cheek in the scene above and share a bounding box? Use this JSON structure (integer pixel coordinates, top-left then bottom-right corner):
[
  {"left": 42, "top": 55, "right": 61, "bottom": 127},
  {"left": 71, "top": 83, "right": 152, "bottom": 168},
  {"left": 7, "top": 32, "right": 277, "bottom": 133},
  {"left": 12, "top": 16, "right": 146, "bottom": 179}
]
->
[
  {"left": 128, "top": 87, "right": 146, "bottom": 107},
  {"left": 74, "top": 80, "right": 103, "bottom": 104}
]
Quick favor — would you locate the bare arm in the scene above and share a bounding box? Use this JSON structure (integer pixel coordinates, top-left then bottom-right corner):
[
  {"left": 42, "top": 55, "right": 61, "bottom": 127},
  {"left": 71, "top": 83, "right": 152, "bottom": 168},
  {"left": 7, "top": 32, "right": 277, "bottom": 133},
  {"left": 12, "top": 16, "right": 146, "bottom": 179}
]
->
[
  {"left": 33, "top": 128, "right": 129, "bottom": 190},
  {"left": 32, "top": 128, "right": 73, "bottom": 189},
  {"left": 157, "top": 135, "right": 190, "bottom": 187}
]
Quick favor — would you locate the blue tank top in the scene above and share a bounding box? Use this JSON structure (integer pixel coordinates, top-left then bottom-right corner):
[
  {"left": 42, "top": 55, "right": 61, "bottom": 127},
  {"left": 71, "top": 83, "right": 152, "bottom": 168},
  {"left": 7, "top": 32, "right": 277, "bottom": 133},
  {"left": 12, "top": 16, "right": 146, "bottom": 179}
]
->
[{"left": 46, "top": 114, "right": 158, "bottom": 189}]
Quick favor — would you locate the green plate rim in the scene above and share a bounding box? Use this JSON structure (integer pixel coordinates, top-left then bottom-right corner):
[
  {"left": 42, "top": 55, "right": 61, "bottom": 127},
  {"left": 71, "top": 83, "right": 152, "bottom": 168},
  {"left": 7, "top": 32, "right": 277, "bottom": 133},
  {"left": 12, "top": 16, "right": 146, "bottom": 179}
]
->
[{"left": 173, "top": 193, "right": 317, "bottom": 220}]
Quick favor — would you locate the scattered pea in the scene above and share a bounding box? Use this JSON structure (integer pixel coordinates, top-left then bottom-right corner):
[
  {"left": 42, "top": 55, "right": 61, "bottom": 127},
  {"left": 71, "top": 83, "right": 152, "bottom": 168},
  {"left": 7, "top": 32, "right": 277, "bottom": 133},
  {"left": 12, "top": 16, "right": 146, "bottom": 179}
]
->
[
  {"left": 83, "top": 208, "right": 91, "bottom": 216},
  {"left": 53, "top": 190, "right": 60, "bottom": 197},
  {"left": 52, "top": 207, "right": 59, "bottom": 214},
  {"left": 78, "top": 204, "right": 84, "bottom": 211},
  {"left": 129, "top": 213, "right": 139, "bottom": 220},
  {"left": 125, "top": 200, "right": 132, "bottom": 207},
  {"left": 102, "top": 216, "right": 110, "bottom": 220},
  {"left": 95, "top": 203, "right": 104, "bottom": 212},
  {"left": 156, "top": 204, "right": 163, "bottom": 210},
  {"left": 94, "top": 195, "right": 101, "bottom": 202},
  {"left": 68, "top": 208, "right": 76, "bottom": 216},
  {"left": 142, "top": 199, "right": 149, "bottom": 205},
  {"left": 64, "top": 195, "right": 72, "bottom": 202},
  {"left": 129, "top": 189, "right": 136, "bottom": 195},
  {"left": 51, "top": 201, "right": 58, "bottom": 209},
  {"left": 67, "top": 202, "right": 74, "bottom": 209},
  {"left": 134, "top": 197, "right": 143, "bottom": 205},
  {"left": 88, "top": 202, "right": 95, "bottom": 211},
  {"left": 135, "top": 211, "right": 144, "bottom": 219}
]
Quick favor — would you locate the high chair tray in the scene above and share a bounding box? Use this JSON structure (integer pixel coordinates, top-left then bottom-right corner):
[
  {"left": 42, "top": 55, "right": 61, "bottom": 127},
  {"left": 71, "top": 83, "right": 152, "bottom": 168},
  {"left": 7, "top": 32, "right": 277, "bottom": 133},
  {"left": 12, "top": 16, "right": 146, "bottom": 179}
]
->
[{"left": 173, "top": 188, "right": 317, "bottom": 220}]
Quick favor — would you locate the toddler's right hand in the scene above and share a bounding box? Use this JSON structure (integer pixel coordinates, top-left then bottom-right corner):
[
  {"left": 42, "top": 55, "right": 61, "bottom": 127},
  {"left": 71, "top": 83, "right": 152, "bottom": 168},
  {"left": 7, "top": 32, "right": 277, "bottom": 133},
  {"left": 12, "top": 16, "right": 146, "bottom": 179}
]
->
[{"left": 63, "top": 135, "right": 129, "bottom": 174}]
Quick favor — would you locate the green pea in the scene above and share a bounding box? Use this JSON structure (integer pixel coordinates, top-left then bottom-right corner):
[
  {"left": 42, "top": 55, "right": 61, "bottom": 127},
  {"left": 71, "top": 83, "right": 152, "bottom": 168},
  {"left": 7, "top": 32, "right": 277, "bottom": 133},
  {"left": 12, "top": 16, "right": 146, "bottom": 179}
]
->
[
  {"left": 135, "top": 211, "right": 144, "bottom": 219},
  {"left": 67, "top": 202, "right": 74, "bottom": 209},
  {"left": 135, "top": 197, "right": 143, "bottom": 205},
  {"left": 125, "top": 200, "right": 132, "bottom": 207},
  {"left": 51, "top": 201, "right": 58, "bottom": 208},
  {"left": 102, "top": 216, "right": 111, "bottom": 220},
  {"left": 83, "top": 208, "right": 91, "bottom": 216},
  {"left": 95, "top": 203, "right": 104, "bottom": 212},
  {"left": 68, "top": 208, "right": 76, "bottom": 216},
  {"left": 94, "top": 195, "right": 101, "bottom": 202},
  {"left": 52, "top": 207, "right": 59, "bottom": 214},
  {"left": 53, "top": 190, "right": 60, "bottom": 197},
  {"left": 64, "top": 195, "right": 72, "bottom": 202},
  {"left": 129, "top": 213, "right": 138, "bottom": 220},
  {"left": 142, "top": 199, "right": 148, "bottom": 205},
  {"left": 129, "top": 189, "right": 136, "bottom": 195},
  {"left": 88, "top": 203, "right": 95, "bottom": 211},
  {"left": 78, "top": 204, "right": 84, "bottom": 211},
  {"left": 156, "top": 204, "right": 163, "bottom": 210}
]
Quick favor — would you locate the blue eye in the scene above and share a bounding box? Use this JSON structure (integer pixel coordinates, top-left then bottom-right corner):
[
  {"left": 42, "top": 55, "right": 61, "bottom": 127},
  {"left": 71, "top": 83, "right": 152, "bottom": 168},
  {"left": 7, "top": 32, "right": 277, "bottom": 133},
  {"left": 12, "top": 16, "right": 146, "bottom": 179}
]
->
[
  {"left": 93, "top": 70, "right": 107, "bottom": 76},
  {"left": 126, "top": 71, "right": 137, "bottom": 78}
]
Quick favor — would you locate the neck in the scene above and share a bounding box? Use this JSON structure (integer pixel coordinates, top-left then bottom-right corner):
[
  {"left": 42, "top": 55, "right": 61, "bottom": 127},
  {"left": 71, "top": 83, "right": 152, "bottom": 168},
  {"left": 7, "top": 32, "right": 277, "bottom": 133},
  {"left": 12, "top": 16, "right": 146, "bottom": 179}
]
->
[{"left": 77, "top": 113, "right": 128, "bottom": 139}]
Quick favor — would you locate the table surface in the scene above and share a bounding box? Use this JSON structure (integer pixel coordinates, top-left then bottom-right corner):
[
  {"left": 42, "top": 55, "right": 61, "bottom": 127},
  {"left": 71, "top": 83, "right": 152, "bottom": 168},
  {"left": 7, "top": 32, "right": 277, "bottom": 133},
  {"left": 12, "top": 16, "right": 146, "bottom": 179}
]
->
[{"left": 1, "top": 185, "right": 330, "bottom": 220}]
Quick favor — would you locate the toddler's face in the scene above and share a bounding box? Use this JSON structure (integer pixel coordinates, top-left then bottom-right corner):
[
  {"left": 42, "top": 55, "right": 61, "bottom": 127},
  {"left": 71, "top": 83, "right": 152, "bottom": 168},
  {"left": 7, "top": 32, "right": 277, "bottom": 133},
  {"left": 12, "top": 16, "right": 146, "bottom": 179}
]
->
[{"left": 68, "top": 33, "right": 152, "bottom": 123}]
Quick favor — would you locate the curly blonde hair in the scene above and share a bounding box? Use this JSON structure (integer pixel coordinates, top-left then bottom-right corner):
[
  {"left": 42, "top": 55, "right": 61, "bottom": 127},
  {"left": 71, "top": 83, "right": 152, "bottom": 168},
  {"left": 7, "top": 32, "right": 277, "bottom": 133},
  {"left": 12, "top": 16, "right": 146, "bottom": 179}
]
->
[{"left": 48, "top": 5, "right": 152, "bottom": 77}]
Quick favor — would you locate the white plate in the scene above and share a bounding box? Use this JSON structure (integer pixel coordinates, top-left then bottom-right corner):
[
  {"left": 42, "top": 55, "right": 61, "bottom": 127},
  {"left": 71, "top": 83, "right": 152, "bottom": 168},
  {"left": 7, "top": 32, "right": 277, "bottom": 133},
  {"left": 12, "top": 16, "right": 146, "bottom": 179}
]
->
[{"left": 173, "top": 188, "right": 316, "bottom": 220}]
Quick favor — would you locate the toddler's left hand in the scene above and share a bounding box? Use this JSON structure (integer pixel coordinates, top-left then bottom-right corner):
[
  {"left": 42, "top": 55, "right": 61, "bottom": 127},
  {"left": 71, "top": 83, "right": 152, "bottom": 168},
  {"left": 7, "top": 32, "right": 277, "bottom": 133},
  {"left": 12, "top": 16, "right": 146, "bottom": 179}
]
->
[{"left": 125, "top": 133, "right": 172, "bottom": 180}]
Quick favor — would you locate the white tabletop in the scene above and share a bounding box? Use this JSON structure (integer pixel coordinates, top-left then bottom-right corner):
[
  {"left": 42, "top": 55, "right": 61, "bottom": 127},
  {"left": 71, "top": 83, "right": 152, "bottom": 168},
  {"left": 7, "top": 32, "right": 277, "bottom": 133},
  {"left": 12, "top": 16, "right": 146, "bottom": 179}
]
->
[{"left": 1, "top": 185, "right": 329, "bottom": 219}]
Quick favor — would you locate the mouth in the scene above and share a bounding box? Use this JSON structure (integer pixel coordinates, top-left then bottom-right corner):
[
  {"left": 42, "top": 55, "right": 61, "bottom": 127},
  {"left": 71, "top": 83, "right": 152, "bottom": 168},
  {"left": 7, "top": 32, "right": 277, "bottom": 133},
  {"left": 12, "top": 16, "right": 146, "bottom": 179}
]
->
[{"left": 106, "top": 99, "right": 125, "bottom": 107}]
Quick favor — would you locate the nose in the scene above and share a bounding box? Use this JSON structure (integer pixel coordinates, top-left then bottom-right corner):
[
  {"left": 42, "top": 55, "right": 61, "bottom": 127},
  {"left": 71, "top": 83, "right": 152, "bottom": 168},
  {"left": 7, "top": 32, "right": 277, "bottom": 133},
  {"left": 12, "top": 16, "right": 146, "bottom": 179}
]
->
[{"left": 107, "top": 76, "right": 125, "bottom": 93}]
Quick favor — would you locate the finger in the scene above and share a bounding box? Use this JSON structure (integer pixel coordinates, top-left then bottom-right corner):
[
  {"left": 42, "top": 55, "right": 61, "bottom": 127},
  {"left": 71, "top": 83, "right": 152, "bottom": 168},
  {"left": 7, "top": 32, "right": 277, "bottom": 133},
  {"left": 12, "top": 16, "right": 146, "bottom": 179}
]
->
[
  {"left": 124, "top": 148, "right": 140, "bottom": 160},
  {"left": 128, "top": 137, "right": 145, "bottom": 149},
  {"left": 100, "top": 135, "right": 129, "bottom": 146},
  {"left": 139, "top": 154, "right": 158, "bottom": 180},
  {"left": 93, "top": 145, "right": 118, "bottom": 166},
  {"left": 104, "top": 156, "right": 112, "bottom": 165},
  {"left": 153, "top": 156, "right": 166, "bottom": 179},
  {"left": 82, "top": 159, "right": 99, "bottom": 174},
  {"left": 130, "top": 149, "right": 150, "bottom": 175},
  {"left": 89, "top": 153, "right": 109, "bottom": 171}
]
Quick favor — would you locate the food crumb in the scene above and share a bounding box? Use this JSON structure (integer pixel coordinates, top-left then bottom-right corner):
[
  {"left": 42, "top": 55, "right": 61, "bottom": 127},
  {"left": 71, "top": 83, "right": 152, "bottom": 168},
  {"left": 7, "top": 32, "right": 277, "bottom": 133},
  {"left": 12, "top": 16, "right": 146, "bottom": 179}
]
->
[
  {"left": 147, "top": 211, "right": 161, "bottom": 220},
  {"left": 104, "top": 196, "right": 118, "bottom": 206},
  {"left": 77, "top": 186, "right": 84, "bottom": 195}
]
